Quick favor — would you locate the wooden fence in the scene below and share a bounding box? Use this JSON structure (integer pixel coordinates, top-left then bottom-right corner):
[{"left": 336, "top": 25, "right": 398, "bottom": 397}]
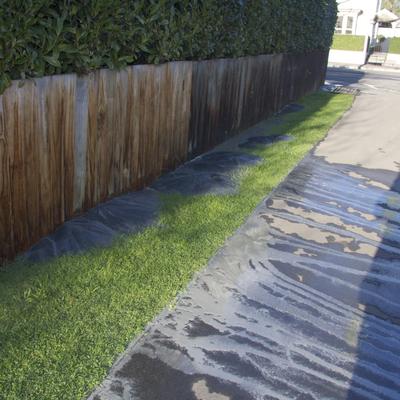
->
[{"left": 0, "top": 50, "right": 328, "bottom": 262}]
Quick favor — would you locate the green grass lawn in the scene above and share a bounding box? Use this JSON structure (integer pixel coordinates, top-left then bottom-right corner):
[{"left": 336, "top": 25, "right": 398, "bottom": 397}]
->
[
  {"left": 389, "top": 37, "right": 400, "bottom": 54},
  {"left": 331, "top": 34, "right": 365, "bottom": 51},
  {"left": 0, "top": 92, "right": 353, "bottom": 400}
]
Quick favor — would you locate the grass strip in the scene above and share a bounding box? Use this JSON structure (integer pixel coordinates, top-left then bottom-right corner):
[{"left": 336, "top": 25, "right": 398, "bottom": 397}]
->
[
  {"left": 331, "top": 35, "right": 365, "bottom": 51},
  {"left": 0, "top": 92, "right": 353, "bottom": 399},
  {"left": 389, "top": 37, "right": 400, "bottom": 54}
]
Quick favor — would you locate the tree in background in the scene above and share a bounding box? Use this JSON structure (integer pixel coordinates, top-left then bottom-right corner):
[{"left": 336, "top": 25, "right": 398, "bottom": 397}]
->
[{"left": 382, "top": 0, "right": 400, "bottom": 15}]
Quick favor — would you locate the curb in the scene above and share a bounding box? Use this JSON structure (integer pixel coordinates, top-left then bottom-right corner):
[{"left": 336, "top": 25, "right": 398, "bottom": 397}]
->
[
  {"left": 360, "top": 64, "right": 400, "bottom": 74},
  {"left": 328, "top": 63, "right": 400, "bottom": 74}
]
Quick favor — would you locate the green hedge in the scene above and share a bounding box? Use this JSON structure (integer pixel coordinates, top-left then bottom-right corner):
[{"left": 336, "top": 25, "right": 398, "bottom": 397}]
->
[
  {"left": 331, "top": 35, "right": 365, "bottom": 51},
  {"left": 389, "top": 38, "right": 400, "bottom": 54},
  {"left": 0, "top": 0, "right": 337, "bottom": 93}
]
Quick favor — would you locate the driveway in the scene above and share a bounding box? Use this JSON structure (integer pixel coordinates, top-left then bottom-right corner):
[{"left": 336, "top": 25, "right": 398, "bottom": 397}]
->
[{"left": 90, "top": 69, "right": 400, "bottom": 400}]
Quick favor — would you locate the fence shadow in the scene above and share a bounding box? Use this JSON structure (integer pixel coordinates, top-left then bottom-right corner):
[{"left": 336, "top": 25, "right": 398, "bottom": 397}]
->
[{"left": 326, "top": 67, "right": 365, "bottom": 86}]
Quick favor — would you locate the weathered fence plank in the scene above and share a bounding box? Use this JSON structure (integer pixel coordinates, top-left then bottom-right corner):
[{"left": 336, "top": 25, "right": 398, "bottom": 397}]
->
[
  {"left": 0, "top": 51, "right": 327, "bottom": 263},
  {"left": 0, "top": 98, "right": 13, "bottom": 260}
]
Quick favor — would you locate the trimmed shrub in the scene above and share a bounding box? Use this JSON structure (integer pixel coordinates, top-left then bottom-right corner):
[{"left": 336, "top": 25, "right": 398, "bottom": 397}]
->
[
  {"left": 0, "top": 0, "right": 337, "bottom": 93},
  {"left": 389, "top": 37, "right": 400, "bottom": 54},
  {"left": 331, "top": 35, "right": 365, "bottom": 51}
]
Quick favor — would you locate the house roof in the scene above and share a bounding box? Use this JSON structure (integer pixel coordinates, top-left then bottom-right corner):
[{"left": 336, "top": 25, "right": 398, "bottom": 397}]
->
[{"left": 376, "top": 8, "right": 399, "bottom": 23}]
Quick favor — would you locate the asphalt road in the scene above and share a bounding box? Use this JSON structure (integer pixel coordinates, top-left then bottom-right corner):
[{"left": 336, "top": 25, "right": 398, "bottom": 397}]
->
[{"left": 90, "top": 69, "right": 400, "bottom": 400}]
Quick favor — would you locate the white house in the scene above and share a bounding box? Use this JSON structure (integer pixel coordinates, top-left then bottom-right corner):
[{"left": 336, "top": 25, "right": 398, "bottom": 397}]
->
[
  {"left": 330, "top": 0, "right": 400, "bottom": 66},
  {"left": 335, "top": 0, "right": 382, "bottom": 39},
  {"left": 376, "top": 8, "right": 400, "bottom": 38},
  {"left": 335, "top": 0, "right": 399, "bottom": 39}
]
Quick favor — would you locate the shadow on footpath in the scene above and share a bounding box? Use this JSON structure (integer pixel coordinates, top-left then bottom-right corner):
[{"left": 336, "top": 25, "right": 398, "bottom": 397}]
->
[{"left": 347, "top": 172, "right": 400, "bottom": 400}]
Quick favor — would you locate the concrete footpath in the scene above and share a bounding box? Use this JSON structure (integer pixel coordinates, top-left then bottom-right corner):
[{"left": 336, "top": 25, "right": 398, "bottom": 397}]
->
[{"left": 90, "top": 69, "right": 400, "bottom": 400}]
